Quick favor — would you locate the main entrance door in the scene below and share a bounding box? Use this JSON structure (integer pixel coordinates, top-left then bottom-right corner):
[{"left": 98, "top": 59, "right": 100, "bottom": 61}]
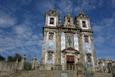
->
[{"left": 66, "top": 55, "right": 75, "bottom": 70}]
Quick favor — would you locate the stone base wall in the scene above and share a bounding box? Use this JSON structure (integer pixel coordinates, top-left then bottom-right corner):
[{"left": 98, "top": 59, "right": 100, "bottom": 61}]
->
[
  {"left": 94, "top": 73, "right": 112, "bottom": 77},
  {"left": 0, "top": 70, "right": 113, "bottom": 77},
  {"left": 0, "top": 70, "right": 81, "bottom": 77},
  {"left": 0, "top": 61, "right": 23, "bottom": 73}
]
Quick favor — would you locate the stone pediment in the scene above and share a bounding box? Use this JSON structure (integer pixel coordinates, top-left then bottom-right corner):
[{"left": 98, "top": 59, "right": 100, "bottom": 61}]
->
[{"left": 62, "top": 47, "right": 80, "bottom": 54}]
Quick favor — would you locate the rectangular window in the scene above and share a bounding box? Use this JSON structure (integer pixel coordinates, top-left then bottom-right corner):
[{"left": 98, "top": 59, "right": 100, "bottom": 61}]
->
[
  {"left": 87, "top": 54, "right": 92, "bottom": 63},
  {"left": 49, "top": 32, "right": 54, "bottom": 40},
  {"left": 50, "top": 18, "right": 54, "bottom": 24},
  {"left": 84, "top": 35, "right": 89, "bottom": 43},
  {"left": 47, "top": 51, "right": 53, "bottom": 60},
  {"left": 82, "top": 21, "right": 87, "bottom": 28}
]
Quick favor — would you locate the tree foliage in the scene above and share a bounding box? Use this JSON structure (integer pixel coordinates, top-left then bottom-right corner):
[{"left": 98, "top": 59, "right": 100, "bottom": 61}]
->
[
  {"left": 24, "top": 61, "right": 32, "bottom": 70},
  {"left": 7, "top": 53, "right": 22, "bottom": 62},
  {"left": 0, "top": 55, "right": 5, "bottom": 61}
]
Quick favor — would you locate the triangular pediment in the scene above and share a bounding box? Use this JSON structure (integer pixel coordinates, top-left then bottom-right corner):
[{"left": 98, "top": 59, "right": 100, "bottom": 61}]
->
[{"left": 62, "top": 47, "right": 79, "bottom": 54}]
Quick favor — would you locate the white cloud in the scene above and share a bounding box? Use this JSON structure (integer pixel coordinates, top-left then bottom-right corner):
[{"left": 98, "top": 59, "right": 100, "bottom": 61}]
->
[
  {"left": 36, "top": 0, "right": 55, "bottom": 14},
  {"left": 94, "top": 36, "right": 105, "bottom": 45},
  {"left": 57, "top": 0, "right": 73, "bottom": 14},
  {"left": 74, "top": 0, "right": 105, "bottom": 12},
  {"left": 14, "top": 25, "right": 32, "bottom": 38},
  {"left": 111, "top": 0, "right": 115, "bottom": 8},
  {"left": 111, "top": 38, "right": 115, "bottom": 44},
  {"left": 0, "top": 11, "right": 16, "bottom": 28},
  {"left": 20, "top": 0, "right": 32, "bottom": 5},
  {"left": 15, "top": 26, "right": 27, "bottom": 34},
  {"left": 0, "top": 7, "right": 43, "bottom": 56},
  {"left": 0, "top": 18, "right": 42, "bottom": 59},
  {"left": 93, "top": 15, "right": 115, "bottom": 49},
  {"left": 93, "top": 26, "right": 102, "bottom": 33}
]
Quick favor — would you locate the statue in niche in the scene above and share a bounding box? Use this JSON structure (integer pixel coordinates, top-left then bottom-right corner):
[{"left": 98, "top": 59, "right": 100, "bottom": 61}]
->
[{"left": 67, "top": 35, "right": 73, "bottom": 47}]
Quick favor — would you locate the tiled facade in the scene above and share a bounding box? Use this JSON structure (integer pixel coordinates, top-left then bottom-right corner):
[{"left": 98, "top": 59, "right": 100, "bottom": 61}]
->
[
  {"left": 0, "top": 9, "right": 114, "bottom": 77},
  {"left": 42, "top": 10, "right": 96, "bottom": 72}
]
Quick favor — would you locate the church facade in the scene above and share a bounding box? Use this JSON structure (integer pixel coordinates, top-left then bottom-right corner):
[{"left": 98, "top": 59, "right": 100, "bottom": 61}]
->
[
  {"left": 0, "top": 9, "right": 113, "bottom": 77},
  {"left": 41, "top": 9, "right": 96, "bottom": 71}
]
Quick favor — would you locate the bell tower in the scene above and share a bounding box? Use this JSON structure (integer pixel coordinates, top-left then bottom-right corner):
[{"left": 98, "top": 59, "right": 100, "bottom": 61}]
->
[
  {"left": 76, "top": 11, "right": 96, "bottom": 71},
  {"left": 42, "top": 9, "right": 58, "bottom": 65},
  {"left": 45, "top": 9, "right": 58, "bottom": 27}
]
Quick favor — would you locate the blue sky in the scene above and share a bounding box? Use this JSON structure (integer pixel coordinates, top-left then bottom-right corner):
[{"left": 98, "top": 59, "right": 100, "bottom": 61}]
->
[{"left": 0, "top": 0, "right": 115, "bottom": 61}]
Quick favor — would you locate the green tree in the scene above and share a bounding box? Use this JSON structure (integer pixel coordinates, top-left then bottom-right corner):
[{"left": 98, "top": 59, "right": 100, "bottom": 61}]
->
[
  {"left": 14, "top": 53, "right": 22, "bottom": 62},
  {"left": 7, "top": 53, "right": 22, "bottom": 62},
  {"left": 7, "top": 56, "right": 15, "bottom": 62},
  {"left": 24, "top": 61, "right": 32, "bottom": 70},
  {"left": 0, "top": 55, "right": 5, "bottom": 61}
]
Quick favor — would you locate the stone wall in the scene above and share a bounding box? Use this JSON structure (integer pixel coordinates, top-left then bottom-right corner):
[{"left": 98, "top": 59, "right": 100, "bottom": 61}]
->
[
  {"left": 0, "top": 70, "right": 113, "bottom": 77},
  {"left": 0, "top": 61, "right": 17, "bottom": 72},
  {"left": 0, "top": 60, "right": 113, "bottom": 77},
  {"left": 0, "top": 61, "right": 24, "bottom": 73},
  {"left": 0, "top": 70, "right": 80, "bottom": 77},
  {"left": 94, "top": 73, "right": 112, "bottom": 77},
  {"left": 96, "top": 59, "right": 112, "bottom": 73},
  {"left": 112, "top": 61, "right": 115, "bottom": 77}
]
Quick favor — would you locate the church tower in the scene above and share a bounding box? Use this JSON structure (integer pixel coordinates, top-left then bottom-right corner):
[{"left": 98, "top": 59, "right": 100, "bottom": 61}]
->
[
  {"left": 42, "top": 9, "right": 58, "bottom": 65},
  {"left": 76, "top": 12, "right": 96, "bottom": 71},
  {"left": 42, "top": 10, "right": 96, "bottom": 71}
]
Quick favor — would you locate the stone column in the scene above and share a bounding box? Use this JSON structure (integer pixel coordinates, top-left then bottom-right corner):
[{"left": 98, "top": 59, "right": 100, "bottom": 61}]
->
[
  {"left": 78, "top": 32, "right": 85, "bottom": 64},
  {"left": 32, "top": 58, "right": 38, "bottom": 70},
  {"left": 18, "top": 57, "right": 25, "bottom": 70},
  {"left": 90, "top": 35, "right": 96, "bottom": 72},
  {"left": 55, "top": 29, "right": 61, "bottom": 69},
  {"left": 77, "top": 32, "right": 85, "bottom": 77},
  {"left": 42, "top": 31, "right": 47, "bottom": 64}
]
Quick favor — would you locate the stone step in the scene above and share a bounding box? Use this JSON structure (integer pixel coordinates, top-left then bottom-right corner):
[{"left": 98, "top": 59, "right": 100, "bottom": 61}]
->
[
  {"left": 0, "top": 70, "right": 113, "bottom": 77},
  {"left": 9, "top": 70, "right": 77, "bottom": 77},
  {"left": 94, "top": 73, "right": 112, "bottom": 77}
]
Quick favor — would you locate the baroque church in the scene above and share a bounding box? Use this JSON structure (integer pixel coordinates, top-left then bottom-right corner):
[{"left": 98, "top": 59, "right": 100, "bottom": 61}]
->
[
  {"left": 0, "top": 9, "right": 114, "bottom": 77},
  {"left": 42, "top": 9, "right": 96, "bottom": 71}
]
